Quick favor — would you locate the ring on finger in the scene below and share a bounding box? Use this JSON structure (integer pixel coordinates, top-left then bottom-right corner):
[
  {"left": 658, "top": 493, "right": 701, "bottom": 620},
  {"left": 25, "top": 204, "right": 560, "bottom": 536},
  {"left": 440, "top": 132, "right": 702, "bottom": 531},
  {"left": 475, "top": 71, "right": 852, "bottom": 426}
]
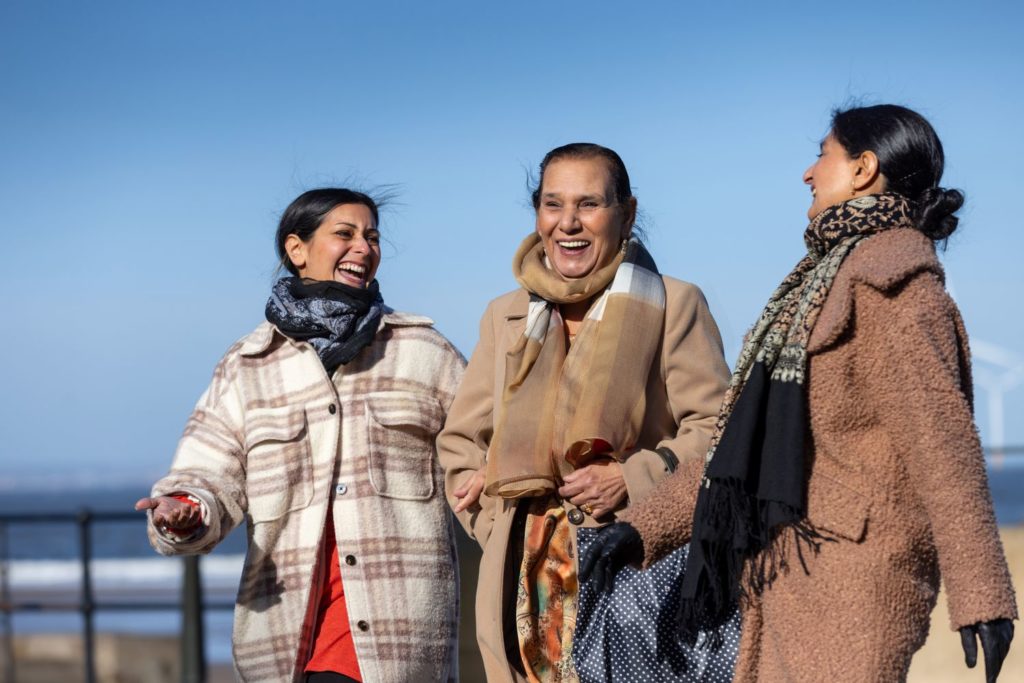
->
[{"left": 581, "top": 503, "right": 594, "bottom": 516}]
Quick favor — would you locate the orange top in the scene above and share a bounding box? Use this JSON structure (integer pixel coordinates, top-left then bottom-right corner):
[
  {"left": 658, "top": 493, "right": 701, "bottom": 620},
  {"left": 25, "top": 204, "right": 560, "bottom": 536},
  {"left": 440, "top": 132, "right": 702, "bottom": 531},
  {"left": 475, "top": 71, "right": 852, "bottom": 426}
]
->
[{"left": 304, "top": 511, "right": 363, "bottom": 680}]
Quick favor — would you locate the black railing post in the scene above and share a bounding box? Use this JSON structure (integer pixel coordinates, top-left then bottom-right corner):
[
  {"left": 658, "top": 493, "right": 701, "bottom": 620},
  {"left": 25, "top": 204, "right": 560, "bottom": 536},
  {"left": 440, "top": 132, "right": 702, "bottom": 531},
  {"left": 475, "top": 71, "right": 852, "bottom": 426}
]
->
[
  {"left": 0, "top": 521, "right": 15, "bottom": 683},
  {"left": 78, "top": 509, "right": 97, "bottom": 683},
  {"left": 181, "top": 555, "right": 206, "bottom": 683}
]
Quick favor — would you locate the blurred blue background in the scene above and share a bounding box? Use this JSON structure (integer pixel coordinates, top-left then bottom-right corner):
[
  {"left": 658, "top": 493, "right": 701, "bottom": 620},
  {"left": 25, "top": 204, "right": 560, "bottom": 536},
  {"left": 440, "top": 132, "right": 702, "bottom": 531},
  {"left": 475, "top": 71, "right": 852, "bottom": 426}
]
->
[{"left": 1, "top": 0, "right": 1022, "bottom": 487}]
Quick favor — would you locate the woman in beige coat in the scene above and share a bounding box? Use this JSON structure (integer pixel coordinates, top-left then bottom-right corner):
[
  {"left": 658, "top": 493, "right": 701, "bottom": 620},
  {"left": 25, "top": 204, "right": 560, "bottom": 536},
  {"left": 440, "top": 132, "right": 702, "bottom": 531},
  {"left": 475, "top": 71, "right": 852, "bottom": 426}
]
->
[
  {"left": 437, "top": 143, "right": 735, "bottom": 682},
  {"left": 583, "top": 105, "right": 1017, "bottom": 682}
]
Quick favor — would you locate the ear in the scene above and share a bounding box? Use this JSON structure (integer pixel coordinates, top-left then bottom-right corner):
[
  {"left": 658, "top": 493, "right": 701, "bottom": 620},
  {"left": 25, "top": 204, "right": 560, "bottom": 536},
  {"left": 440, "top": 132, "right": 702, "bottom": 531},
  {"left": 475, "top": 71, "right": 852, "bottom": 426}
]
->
[
  {"left": 852, "top": 150, "right": 882, "bottom": 193},
  {"left": 284, "top": 233, "right": 308, "bottom": 273}
]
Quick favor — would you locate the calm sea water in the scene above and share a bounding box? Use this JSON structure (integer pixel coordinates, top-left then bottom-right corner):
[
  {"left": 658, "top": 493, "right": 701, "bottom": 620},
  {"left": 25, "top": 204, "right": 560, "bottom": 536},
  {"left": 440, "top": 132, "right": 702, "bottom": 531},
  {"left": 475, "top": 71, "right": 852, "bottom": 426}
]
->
[{"left": 2, "top": 464, "right": 1022, "bottom": 560}]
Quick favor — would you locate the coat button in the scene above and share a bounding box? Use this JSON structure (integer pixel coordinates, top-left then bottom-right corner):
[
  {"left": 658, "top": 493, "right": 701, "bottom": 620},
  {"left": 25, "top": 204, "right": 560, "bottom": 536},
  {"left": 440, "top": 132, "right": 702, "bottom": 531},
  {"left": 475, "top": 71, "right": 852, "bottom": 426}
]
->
[
  {"left": 357, "top": 620, "right": 369, "bottom": 632},
  {"left": 344, "top": 554, "right": 356, "bottom": 566},
  {"left": 328, "top": 403, "right": 337, "bottom": 415},
  {"left": 335, "top": 483, "right": 348, "bottom": 495},
  {"left": 567, "top": 508, "right": 584, "bottom": 525}
]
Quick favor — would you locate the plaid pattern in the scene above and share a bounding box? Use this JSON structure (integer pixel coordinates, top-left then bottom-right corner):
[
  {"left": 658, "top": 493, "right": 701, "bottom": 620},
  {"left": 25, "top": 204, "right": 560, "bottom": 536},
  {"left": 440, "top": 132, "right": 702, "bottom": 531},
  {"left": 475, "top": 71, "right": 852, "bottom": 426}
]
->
[
  {"left": 485, "top": 236, "right": 666, "bottom": 498},
  {"left": 147, "top": 310, "right": 465, "bottom": 683}
]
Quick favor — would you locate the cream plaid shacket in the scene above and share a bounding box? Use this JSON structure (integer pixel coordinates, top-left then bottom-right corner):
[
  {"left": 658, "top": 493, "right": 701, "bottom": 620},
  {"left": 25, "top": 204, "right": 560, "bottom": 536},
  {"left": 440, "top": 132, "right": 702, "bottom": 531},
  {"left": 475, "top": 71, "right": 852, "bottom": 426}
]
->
[{"left": 147, "top": 310, "right": 465, "bottom": 683}]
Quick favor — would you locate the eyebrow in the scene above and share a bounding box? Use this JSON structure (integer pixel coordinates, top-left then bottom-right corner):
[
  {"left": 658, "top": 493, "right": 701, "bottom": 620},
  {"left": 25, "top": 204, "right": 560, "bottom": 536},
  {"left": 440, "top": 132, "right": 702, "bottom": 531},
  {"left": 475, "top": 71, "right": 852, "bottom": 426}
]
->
[{"left": 541, "top": 191, "right": 607, "bottom": 201}]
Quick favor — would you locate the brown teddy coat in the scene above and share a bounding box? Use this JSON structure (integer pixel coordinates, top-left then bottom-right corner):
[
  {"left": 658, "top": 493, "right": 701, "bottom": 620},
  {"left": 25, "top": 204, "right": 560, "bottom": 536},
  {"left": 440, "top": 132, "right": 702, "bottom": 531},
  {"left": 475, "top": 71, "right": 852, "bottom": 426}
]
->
[{"left": 624, "top": 228, "right": 1018, "bottom": 682}]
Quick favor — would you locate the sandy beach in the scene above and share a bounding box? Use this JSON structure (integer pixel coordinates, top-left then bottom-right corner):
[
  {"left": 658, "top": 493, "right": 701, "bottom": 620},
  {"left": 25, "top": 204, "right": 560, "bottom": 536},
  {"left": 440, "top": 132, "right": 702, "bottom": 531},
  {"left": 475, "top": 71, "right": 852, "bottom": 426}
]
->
[{"left": 907, "top": 524, "right": 1023, "bottom": 682}]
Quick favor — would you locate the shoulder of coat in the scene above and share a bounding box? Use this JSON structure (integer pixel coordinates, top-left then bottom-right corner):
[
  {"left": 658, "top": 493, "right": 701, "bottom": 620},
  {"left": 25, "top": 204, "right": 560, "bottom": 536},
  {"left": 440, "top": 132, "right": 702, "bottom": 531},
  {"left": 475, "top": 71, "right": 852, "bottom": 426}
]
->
[
  {"left": 491, "top": 288, "right": 529, "bottom": 320},
  {"left": 382, "top": 313, "right": 466, "bottom": 366},
  {"left": 843, "top": 228, "right": 943, "bottom": 292},
  {"left": 810, "top": 230, "right": 945, "bottom": 353},
  {"left": 382, "top": 307, "right": 435, "bottom": 327},
  {"left": 661, "top": 275, "right": 706, "bottom": 305},
  {"left": 237, "top": 321, "right": 281, "bottom": 357}
]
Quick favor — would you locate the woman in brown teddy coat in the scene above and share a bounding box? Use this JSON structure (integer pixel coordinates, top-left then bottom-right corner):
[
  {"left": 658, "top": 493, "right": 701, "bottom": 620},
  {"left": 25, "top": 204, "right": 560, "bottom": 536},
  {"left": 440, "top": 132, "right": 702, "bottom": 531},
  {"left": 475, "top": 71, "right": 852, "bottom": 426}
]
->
[{"left": 581, "top": 104, "right": 1017, "bottom": 682}]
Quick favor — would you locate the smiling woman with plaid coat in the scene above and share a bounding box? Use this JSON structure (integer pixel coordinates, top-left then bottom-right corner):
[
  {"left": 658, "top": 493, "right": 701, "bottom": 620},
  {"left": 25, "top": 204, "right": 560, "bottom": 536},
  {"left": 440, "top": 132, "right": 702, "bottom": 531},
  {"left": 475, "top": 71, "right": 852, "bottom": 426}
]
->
[{"left": 137, "top": 189, "right": 465, "bottom": 683}]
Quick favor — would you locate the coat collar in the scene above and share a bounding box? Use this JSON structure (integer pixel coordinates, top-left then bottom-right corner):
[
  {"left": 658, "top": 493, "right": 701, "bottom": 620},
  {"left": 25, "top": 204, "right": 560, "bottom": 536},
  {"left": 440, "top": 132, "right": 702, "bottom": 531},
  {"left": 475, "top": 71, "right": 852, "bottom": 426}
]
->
[
  {"left": 502, "top": 289, "right": 530, "bottom": 341},
  {"left": 238, "top": 307, "right": 434, "bottom": 357},
  {"left": 808, "top": 228, "right": 943, "bottom": 353}
]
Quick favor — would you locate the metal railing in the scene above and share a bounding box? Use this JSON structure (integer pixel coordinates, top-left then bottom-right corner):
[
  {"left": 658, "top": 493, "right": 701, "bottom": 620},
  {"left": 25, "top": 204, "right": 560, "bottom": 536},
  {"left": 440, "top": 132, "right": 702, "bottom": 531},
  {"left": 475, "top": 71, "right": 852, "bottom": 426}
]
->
[
  {"left": 0, "top": 510, "right": 232, "bottom": 683},
  {"left": 0, "top": 450, "right": 1020, "bottom": 682},
  {"left": 987, "top": 445, "right": 1024, "bottom": 468}
]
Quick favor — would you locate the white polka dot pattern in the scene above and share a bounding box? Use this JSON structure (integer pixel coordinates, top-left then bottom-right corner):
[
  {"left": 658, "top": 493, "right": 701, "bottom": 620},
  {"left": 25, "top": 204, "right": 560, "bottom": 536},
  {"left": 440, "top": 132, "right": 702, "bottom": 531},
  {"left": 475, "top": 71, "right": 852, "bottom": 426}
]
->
[{"left": 573, "top": 529, "right": 741, "bottom": 682}]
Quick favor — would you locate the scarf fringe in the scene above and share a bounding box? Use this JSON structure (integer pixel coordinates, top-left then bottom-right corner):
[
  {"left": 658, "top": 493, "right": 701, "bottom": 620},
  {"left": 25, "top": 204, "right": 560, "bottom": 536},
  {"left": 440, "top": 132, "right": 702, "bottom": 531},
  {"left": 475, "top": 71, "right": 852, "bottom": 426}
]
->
[{"left": 679, "top": 478, "right": 829, "bottom": 648}]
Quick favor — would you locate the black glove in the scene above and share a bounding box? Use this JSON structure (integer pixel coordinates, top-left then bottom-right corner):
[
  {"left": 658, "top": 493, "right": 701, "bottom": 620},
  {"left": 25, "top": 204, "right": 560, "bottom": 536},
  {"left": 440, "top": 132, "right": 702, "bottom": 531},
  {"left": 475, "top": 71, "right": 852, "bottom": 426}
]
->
[
  {"left": 959, "top": 618, "right": 1014, "bottom": 683},
  {"left": 578, "top": 522, "right": 643, "bottom": 593}
]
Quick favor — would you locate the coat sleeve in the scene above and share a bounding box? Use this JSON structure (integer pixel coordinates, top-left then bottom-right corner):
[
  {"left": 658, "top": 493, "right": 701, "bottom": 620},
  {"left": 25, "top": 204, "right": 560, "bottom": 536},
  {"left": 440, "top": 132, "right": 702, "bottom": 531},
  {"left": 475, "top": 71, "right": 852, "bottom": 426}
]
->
[
  {"left": 858, "top": 272, "right": 1017, "bottom": 629},
  {"left": 147, "top": 348, "right": 249, "bottom": 556},
  {"left": 436, "top": 300, "right": 501, "bottom": 549},
  {"left": 620, "top": 282, "right": 731, "bottom": 565}
]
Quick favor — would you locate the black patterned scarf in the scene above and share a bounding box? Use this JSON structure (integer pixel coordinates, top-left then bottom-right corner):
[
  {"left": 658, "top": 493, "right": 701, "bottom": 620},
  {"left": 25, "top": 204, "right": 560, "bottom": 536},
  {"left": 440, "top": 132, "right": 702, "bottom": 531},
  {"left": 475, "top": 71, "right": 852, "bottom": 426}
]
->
[
  {"left": 678, "top": 194, "right": 915, "bottom": 643},
  {"left": 265, "top": 277, "right": 384, "bottom": 372}
]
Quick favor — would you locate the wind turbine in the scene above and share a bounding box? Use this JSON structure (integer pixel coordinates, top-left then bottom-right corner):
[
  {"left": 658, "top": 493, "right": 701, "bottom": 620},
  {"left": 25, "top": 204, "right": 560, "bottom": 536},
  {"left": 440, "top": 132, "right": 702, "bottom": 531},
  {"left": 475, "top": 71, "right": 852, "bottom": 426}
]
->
[{"left": 971, "top": 339, "right": 1024, "bottom": 467}]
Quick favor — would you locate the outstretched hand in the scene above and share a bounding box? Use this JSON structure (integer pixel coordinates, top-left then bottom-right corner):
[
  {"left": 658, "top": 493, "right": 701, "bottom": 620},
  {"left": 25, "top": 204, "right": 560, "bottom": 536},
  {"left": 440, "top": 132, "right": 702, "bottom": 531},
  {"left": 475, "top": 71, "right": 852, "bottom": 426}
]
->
[
  {"left": 578, "top": 522, "right": 643, "bottom": 593},
  {"left": 135, "top": 495, "right": 202, "bottom": 531},
  {"left": 960, "top": 618, "right": 1014, "bottom": 682}
]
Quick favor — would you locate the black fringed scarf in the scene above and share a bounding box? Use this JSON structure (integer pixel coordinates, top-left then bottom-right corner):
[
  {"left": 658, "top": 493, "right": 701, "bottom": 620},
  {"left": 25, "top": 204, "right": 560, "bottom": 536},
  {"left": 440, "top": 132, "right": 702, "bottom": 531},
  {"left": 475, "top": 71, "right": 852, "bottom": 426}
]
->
[
  {"left": 265, "top": 277, "right": 384, "bottom": 372},
  {"left": 678, "top": 194, "right": 916, "bottom": 643}
]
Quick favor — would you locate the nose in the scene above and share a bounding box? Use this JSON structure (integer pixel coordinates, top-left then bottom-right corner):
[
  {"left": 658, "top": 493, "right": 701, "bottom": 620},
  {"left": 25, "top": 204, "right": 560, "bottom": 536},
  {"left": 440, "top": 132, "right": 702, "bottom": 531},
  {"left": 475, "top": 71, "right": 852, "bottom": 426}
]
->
[
  {"left": 556, "top": 205, "right": 582, "bottom": 233},
  {"left": 350, "top": 233, "right": 371, "bottom": 255},
  {"left": 802, "top": 164, "right": 814, "bottom": 185}
]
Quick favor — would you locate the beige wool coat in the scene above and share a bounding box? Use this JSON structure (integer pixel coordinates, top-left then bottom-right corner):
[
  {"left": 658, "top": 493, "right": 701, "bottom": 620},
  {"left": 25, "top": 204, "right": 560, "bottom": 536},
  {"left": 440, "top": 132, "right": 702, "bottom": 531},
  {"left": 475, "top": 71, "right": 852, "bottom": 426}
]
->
[
  {"left": 625, "top": 229, "right": 1019, "bottom": 682},
  {"left": 147, "top": 311, "right": 465, "bottom": 683},
  {"left": 437, "top": 276, "right": 731, "bottom": 683}
]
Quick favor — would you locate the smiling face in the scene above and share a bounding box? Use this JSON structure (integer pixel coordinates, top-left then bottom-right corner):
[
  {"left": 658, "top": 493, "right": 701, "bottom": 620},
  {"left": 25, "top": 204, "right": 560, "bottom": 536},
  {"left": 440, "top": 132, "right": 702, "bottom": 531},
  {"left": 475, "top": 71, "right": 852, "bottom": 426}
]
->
[
  {"left": 285, "top": 202, "right": 381, "bottom": 287},
  {"left": 802, "top": 134, "right": 864, "bottom": 220},
  {"left": 535, "top": 157, "right": 635, "bottom": 279}
]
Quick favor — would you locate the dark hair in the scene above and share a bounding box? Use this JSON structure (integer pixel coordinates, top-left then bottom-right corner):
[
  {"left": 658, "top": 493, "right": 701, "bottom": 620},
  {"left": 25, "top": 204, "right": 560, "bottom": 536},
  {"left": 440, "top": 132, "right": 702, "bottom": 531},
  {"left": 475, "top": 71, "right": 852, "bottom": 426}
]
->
[
  {"left": 830, "top": 104, "right": 964, "bottom": 241},
  {"left": 274, "top": 188, "right": 380, "bottom": 276}
]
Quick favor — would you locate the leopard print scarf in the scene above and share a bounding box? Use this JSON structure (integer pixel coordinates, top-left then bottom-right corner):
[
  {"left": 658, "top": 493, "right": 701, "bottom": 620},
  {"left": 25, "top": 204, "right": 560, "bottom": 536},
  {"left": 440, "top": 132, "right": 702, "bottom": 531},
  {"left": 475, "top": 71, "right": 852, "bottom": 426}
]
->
[{"left": 678, "top": 193, "right": 915, "bottom": 643}]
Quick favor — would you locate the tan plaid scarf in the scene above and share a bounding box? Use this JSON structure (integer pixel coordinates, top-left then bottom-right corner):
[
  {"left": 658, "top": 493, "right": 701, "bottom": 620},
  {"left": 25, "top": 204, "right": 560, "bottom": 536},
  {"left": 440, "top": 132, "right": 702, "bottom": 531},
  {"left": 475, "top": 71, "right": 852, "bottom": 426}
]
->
[{"left": 484, "top": 234, "right": 666, "bottom": 498}]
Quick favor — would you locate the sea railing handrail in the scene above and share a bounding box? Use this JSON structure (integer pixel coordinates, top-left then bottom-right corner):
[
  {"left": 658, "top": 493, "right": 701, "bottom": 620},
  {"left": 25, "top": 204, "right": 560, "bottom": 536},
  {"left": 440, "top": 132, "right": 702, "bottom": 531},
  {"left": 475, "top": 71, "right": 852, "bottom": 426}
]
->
[
  {"left": 987, "top": 445, "right": 1024, "bottom": 454},
  {"left": 0, "top": 446, "right": 1021, "bottom": 681},
  {"left": 0, "top": 508, "right": 232, "bottom": 683}
]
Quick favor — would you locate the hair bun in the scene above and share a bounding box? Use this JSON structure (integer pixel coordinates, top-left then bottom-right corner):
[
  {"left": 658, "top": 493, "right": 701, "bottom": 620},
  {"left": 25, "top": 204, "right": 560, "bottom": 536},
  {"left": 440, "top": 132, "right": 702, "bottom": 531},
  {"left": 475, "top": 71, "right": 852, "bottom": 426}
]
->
[{"left": 915, "top": 186, "right": 964, "bottom": 241}]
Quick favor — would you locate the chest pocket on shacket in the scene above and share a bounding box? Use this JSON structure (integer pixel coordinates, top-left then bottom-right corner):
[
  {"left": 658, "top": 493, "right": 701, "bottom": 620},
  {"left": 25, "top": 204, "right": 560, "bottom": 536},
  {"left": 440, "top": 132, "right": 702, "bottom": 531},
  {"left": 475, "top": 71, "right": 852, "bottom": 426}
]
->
[
  {"left": 244, "top": 405, "right": 314, "bottom": 522},
  {"left": 365, "top": 391, "right": 444, "bottom": 500}
]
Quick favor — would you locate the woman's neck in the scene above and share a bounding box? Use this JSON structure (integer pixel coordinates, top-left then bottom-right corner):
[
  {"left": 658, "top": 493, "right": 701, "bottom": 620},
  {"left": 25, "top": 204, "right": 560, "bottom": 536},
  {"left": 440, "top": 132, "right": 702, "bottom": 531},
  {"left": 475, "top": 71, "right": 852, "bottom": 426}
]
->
[
  {"left": 560, "top": 300, "right": 590, "bottom": 340},
  {"left": 560, "top": 300, "right": 589, "bottom": 322}
]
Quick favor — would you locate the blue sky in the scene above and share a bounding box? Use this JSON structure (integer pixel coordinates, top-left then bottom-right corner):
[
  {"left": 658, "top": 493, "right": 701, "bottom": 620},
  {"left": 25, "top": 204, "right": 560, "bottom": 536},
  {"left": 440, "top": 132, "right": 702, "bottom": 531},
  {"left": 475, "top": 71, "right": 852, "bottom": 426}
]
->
[{"left": 1, "top": 0, "right": 1022, "bottom": 487}]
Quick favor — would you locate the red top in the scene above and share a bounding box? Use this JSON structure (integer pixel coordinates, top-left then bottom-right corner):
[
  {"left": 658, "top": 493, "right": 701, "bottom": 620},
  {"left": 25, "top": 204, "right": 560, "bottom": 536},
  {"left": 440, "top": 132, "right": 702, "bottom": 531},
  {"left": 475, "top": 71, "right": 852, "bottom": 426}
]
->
[{"left": 304, "top": 511, "right": 363, "bottom": 680}]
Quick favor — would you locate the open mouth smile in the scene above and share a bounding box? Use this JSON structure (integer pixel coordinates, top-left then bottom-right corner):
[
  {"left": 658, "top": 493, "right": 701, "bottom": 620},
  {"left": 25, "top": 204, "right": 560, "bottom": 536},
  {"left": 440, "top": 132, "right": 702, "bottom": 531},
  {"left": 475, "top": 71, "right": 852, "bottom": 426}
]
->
[
  {"left": 336, "top": 262, "right": 369, "bottom": 286},
  {"left": 557, "top": 239, "right": 591, "bottom": 253}
]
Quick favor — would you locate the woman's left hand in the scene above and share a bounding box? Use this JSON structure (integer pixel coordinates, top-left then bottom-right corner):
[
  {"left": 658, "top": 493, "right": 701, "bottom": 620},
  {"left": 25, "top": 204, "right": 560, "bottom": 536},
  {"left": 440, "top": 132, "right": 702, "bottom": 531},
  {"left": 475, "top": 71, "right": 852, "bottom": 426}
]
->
[
  {"left": 960, "top": 618, "right": 1014, "bottom": 682},
  {"left": 558, "top": 459, "right": 627, "bottom": 518},
  {"left": 452, "top": 469, "right": 487, "bottom": 514}
]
